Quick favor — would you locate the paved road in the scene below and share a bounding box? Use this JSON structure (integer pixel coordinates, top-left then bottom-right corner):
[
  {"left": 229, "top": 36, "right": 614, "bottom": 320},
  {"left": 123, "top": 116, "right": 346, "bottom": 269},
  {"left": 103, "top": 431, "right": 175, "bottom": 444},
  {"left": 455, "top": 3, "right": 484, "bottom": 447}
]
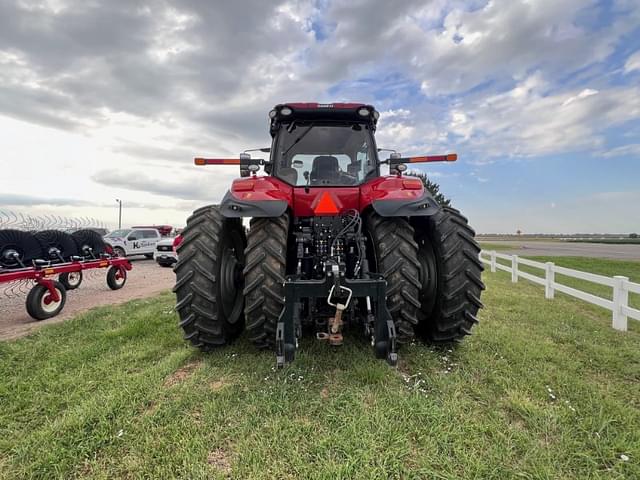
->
[
  {"left": 481, "top": 241, "right": 640, "bottom": 261},
  {"left": 1, "top": 257, "right": 174, "bottom": 341}
]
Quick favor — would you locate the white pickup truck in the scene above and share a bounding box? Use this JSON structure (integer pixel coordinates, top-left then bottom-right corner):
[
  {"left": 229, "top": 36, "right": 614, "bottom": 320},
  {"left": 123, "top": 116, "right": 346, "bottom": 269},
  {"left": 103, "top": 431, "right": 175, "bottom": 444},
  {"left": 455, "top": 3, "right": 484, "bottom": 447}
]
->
[
  {"left": 104, "top": 228, "right": 162, "bottom": 258},
  {"left": 153, "top": 235, "right": 181, "bottom": 267}
]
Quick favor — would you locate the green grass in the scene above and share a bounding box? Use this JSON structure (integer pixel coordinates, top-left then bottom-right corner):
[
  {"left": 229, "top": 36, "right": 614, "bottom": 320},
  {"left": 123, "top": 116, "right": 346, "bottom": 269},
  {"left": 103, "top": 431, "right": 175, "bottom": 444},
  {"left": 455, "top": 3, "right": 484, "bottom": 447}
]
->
[
  {"left": 568, "top": 239, "right": 640, "bottom": 245},
  {"left": 478, "top": 241, "right": 517, "bottom": 251},
  {"left": 1, "top": 271, "right": 640, "bottom": 479}
]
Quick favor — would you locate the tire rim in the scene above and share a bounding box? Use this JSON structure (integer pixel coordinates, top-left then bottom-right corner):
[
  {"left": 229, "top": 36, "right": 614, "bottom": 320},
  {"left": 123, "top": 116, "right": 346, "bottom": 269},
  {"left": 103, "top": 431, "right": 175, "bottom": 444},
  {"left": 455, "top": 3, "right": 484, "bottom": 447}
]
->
[
  {"left": 417, "top": 236, "right": 438, "bottom": 318},
  {"left": 42, "top": 288, "right": 63, "bottom": 313},
  {"left": 113, "top": 270, "right": 126, "bottom": 286},
  {"left": 67, "top": 272, "right": 82, "bottom": 287},
  {"left": 219, "top": 227, "right": 245, "bottom": 323}
]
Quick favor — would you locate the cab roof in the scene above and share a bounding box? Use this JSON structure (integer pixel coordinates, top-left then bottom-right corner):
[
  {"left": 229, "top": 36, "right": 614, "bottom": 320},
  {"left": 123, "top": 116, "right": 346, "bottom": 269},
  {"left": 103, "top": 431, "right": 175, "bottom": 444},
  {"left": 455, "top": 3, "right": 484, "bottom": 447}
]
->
[{"left": 269, "top": 102, "right": 379, "bottom": 136}]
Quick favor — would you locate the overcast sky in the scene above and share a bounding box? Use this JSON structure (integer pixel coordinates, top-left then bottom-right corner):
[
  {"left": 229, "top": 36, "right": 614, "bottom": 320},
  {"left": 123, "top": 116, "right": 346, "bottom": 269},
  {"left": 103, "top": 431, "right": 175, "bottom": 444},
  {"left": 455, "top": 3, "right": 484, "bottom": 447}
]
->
[{"left": 0, "top": 0, "right": 639, "bottom": 233}]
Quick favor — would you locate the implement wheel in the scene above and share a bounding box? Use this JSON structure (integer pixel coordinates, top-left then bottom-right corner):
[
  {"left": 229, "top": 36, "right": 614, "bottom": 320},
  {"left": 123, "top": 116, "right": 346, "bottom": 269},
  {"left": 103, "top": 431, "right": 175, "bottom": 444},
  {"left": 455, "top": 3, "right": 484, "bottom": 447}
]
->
[
  {"left": 413, "top": 206, "right": 485, "bottom": 342},
  {"left": 26, "top": 281, "right": 67, "bottom": 320},
  {"left": 173, "top": 206, "right": 246, "bottom": 350},
  {"left": 59, "top": 271, "right": 83, "bottom": 290},
  {"left": 243, "top": 214, "right": 288, "bottom": 349},
  {"left": 367, "top": 212, "right": 421, "bottom": 344},
  {"left": 107, "top": 266, "right": 127, "bottom": 290}
]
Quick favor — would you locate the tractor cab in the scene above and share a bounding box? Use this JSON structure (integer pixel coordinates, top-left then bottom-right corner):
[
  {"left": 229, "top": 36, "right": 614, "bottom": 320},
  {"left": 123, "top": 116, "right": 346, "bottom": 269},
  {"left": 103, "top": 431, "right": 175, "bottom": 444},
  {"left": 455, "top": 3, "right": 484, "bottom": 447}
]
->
[{"left": 268, "top": 103, "right": 380, "bottom": 188}]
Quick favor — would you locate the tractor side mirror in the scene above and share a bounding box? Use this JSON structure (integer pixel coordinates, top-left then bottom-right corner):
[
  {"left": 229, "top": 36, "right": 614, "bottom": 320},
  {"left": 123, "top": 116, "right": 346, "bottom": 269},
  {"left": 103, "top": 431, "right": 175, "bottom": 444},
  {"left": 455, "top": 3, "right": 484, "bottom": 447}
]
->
[
  {"left": 240, "top": 153, "right": 252, "bottom": 177},
  {"left": 389, "top": 152, "right": 402, "bottom": 174}
]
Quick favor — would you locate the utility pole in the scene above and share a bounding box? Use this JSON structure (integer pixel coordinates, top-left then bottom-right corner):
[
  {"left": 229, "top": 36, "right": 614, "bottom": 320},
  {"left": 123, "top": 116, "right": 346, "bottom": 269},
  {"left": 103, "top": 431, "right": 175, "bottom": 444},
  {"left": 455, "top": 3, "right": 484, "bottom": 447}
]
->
[{"left": 116, "top": 199, "right": 122, "bottom": 229}]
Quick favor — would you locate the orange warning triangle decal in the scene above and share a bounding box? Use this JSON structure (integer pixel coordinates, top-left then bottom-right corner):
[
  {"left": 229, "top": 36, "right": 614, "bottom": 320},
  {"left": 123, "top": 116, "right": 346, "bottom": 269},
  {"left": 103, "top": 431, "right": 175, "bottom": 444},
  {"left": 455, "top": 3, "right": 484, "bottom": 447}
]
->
[{"left": 314, "top": 191, "right": 340, "bottom": 215}]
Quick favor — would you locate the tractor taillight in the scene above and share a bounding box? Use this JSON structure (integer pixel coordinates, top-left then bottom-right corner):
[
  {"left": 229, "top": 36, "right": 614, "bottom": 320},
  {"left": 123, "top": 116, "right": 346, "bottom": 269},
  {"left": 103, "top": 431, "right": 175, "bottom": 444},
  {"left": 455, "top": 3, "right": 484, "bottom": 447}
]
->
[{"left": 402, "top": 179, "right": 423, "bottom": 190}]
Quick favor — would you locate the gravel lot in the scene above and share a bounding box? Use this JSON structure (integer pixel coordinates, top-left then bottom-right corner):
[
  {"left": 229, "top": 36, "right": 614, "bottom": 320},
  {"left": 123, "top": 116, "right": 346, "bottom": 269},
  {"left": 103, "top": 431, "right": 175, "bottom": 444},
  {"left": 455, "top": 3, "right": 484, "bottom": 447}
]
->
[{"left": 0, "top": 258, "right": 174, "bottom": 341}]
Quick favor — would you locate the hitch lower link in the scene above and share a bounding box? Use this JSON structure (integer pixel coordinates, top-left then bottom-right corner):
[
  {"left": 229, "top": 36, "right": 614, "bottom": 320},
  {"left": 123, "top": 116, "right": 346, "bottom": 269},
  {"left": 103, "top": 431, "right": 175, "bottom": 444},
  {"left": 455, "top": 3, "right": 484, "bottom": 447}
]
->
[{"left": 275, "top": 265, "right": 398, "bottom": 368}]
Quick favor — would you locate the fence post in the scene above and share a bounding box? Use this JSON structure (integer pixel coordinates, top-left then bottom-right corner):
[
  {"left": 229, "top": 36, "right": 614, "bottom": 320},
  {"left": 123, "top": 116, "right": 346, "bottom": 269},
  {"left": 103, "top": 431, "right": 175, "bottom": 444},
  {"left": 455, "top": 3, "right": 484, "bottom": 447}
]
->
[
  {"left": 490, "top": 251, "right": 497, "bottom": 273},
  {"left": 612, "top": 276, "right": 629, "bottom": 331},
  {"left": 545, "top": 262, "right": 555, "bottom": 299},
  {"left": 511, "top": 255, "right": 518, "bottom": 283}
]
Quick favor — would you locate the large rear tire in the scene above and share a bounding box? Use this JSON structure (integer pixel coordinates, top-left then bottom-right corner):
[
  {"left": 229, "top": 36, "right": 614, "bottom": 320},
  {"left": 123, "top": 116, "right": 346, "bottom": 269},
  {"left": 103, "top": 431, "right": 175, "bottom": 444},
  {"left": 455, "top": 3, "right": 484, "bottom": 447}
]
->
[
  {"left": 173, "top": 206, "right": 246, "bottom": 350},
  {"left": 368, "top": 213, "right": 421, "bottom": 343},
  {"left": 413, "top": 206, "right": 485, "bottom": 342},
  {"left": 243, "top": 214, "right": 288, "bottom": 349}
]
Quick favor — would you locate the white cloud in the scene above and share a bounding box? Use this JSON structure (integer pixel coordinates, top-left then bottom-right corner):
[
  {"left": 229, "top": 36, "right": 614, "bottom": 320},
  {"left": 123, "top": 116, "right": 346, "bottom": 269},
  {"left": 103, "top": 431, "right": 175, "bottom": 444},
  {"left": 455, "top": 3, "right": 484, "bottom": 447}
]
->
[
  {"left": 624, "top": 50, "right": 640, "bottom": 73},
  {"left": 447, "top": 75, "right": 640, "bottom": 157},
  {"left": 596, "top": 144, "right": 640, "bottom": 158}
]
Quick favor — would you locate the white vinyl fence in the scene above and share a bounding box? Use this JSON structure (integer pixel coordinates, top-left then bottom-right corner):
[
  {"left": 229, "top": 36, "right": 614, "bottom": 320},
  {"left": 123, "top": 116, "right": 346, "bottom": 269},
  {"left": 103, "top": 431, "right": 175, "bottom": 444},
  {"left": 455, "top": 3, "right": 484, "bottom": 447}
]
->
[{"left": 479, "top": 250, "right": 640, "bottom": 332}]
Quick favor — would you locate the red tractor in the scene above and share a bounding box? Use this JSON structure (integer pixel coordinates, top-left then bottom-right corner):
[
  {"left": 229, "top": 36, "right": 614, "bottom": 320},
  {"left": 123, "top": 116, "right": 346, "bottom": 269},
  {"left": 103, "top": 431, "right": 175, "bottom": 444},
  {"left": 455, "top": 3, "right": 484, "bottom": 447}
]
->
[{"left": 174, "top": 103, "right": 484, "bottom": 366}]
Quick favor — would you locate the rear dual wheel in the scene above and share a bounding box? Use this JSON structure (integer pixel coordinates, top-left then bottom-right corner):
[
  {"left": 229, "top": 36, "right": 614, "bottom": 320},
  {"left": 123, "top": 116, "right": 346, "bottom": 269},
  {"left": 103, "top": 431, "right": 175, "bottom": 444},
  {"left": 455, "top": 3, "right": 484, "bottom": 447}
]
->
[
  {"left": 412, "top": 207, "right": 485, "bottom": 342},
  {"left": 368, "top": 206, "right": 484, "bottom": 344},
  {"left": 173, "top": 206, "right": 246, "bottom": 350}
]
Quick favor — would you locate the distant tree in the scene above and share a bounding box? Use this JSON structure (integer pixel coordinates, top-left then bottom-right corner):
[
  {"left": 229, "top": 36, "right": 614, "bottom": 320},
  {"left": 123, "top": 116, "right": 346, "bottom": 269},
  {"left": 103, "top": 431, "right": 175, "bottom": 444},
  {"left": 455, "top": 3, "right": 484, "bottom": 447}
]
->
[
  {"left": 630, "top": 233, "right": 639, "bottom": 239},
  {"left": 408, "top": 170, "right": 451, "bottom": 207},
  {"left": 517, "top": 229, "right": 522, "bottom": 236}
]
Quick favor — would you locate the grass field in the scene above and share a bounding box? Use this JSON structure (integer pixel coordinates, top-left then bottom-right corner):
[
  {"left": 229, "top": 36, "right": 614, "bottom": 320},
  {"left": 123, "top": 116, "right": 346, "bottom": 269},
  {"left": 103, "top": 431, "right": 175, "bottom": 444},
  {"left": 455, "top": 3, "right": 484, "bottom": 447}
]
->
[
  {"left": 1, "top": 261, "right": 640, "bottom": 479},
  {"left": 478, "top": 241, "right": 517, "bottom": 251},
  {"left": 568, "top": 239, "right": 640, "bottom": 245}
]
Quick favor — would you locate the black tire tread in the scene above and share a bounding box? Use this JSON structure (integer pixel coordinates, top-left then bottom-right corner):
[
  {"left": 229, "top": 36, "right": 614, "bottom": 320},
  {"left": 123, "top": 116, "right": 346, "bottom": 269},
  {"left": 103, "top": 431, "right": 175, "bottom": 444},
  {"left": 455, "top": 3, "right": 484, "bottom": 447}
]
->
[
  {"left": 368, "top": 212, "right": 421, "bottom": 343},
  {"left": 243, "top": 215, "right": 288, "bottom": 349},
  {"left": 415, "top": 206, "right": 485, "bottom": 342},
  {"left": 173, "top": 206, "right": 245, "bottom": 350}
]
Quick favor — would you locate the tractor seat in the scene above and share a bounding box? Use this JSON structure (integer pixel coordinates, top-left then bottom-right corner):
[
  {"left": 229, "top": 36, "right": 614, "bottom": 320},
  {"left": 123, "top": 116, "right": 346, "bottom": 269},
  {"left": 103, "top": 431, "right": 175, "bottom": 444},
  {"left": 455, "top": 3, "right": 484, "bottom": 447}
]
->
[{"left": 311, "top": 155, "right": 340, "bottom": 182}]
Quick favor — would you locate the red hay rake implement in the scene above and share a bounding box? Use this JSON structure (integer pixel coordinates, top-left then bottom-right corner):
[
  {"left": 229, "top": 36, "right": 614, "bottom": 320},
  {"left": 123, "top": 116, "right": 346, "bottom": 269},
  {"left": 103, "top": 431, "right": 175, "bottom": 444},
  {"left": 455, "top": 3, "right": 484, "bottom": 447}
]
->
[
  {"left": 0, "top": 215, "right": 132, "bottom": 320},
  {"left": 0, "top": 256, "right": 132, "bottom": 320}
]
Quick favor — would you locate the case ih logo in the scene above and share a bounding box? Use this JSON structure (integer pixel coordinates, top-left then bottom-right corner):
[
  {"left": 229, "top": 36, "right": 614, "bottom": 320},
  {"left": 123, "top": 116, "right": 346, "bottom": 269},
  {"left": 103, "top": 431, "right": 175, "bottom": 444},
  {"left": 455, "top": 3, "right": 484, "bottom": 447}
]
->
[{"left": 317, "top": 104, "right": 334, "bottom": 108}]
